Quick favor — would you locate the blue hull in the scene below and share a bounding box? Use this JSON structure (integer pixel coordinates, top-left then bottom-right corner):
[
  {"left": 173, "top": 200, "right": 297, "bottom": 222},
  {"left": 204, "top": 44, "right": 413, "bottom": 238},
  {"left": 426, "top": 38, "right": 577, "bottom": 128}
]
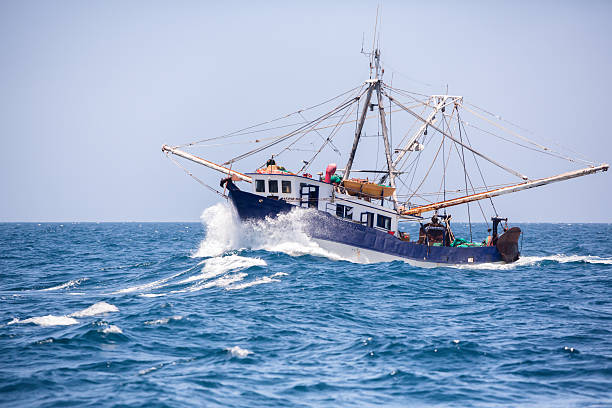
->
[{"left": 227, "top": 182, "right": 512, "bottom": 265}]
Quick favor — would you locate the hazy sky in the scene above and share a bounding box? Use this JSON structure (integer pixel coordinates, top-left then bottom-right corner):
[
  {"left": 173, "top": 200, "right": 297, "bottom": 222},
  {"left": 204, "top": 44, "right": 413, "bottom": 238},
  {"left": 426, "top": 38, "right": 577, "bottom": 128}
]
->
[{"left": 1, "top": 1, "right": 611, "bottom": 222}]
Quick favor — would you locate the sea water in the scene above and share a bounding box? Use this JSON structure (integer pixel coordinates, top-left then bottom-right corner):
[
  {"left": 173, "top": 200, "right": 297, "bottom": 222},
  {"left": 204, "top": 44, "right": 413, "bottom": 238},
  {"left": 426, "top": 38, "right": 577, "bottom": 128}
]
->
[{"left": 1, "top": 204, "right": 611, "bottom": 407}]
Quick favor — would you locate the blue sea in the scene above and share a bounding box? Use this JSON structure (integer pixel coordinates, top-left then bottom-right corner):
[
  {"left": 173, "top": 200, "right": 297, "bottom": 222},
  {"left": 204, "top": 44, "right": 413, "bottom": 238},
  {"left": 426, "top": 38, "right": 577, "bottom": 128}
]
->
[{"left": 1, "top": 204, "right": 611, "bottom": 407}]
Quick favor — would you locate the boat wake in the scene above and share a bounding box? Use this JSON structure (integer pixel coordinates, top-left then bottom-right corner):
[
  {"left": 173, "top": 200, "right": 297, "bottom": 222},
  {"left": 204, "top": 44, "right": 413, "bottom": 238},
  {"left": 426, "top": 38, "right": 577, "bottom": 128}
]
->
[
  {"left": 40, "top": 278, "right": 89, "bottom": 291},
  {"left": 193, "top": 203, "right": 350, "bottom": 261},
  {"left": 456, "top": 254, "right": 612, "bottom": 270},
  {"left": 111, "top": 253, "right": 280, "bottom": 297}
]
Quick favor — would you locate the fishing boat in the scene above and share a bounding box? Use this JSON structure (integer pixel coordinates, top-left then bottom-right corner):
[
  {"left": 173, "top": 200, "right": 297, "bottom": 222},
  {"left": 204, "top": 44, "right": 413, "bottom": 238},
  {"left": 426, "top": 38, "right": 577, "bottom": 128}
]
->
[{"left": 162, "top": 43, "right": 608, "bottom": 266}]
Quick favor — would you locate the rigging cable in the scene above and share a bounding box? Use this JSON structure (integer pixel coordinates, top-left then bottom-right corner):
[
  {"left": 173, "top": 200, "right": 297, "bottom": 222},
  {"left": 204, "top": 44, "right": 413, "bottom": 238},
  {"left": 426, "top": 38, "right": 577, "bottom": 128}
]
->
[
  {"left": 298, "top": 98, "right": 359, "bottom": 173},
  {"left": 449, "top": 139, "right": 490, "bottom": 227},
  {"left": 298, "top": 111, "right": 341, "bottom": 155},
  {"left": 458, "top": 115, "right": 499, "bottom": 217},
  {"left": 176, "top": 84, "right": 364, "bottom": 149},
  {"left": 465, "top": 102, "right": 595, "bottom": 165},
  {"left": 165, "top": 153, "right": 227, "bottom": 199},
  {"left": 279, "top": 86, "right": 363, "bottom": 163},
  {"left": 223, "top": 87, "right": 365, "bottom": 165},
  {"left": 461, "top": 104, "right": 593, "bottom": 165},
  {"left": 457, "top": 106, "right": 473, "bottom": 242}
]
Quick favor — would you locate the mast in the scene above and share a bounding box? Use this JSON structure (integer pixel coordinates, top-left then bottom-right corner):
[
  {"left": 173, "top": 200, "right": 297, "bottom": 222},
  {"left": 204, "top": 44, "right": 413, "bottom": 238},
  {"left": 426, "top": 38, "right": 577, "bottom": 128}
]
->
[
  {"left": 402, "top": 163, "right": 609, "bottom": 215},
  {"left": 343, "top": 82, "right": 375, "bottom": 180},
  {"left": 376, "top": 80, "right": 398, "bottom": 208}
]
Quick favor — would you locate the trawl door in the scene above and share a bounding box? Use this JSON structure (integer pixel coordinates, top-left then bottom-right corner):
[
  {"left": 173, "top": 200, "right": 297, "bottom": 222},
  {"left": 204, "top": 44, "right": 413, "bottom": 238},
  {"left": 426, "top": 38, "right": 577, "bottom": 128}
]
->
[{"left": 300, "top": 184, "right": 319, "bottom": 208}]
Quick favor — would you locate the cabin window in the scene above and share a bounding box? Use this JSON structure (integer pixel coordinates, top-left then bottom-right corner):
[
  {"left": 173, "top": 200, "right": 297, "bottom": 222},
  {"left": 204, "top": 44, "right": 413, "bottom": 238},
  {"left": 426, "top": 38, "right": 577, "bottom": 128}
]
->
[
  {"left": 282, "top": 180, "right": 292, "bottom": 193},
  {"left": 268, "top": 180, "right": 278, "bottom": 193},
  {"left": 255, "top": 180, "right": 265, "bottom": 192},
  {"left": 376, "top": 214, "right": 391, "bottom": 230},
  {"left": 335, "top": 204, "right": 353, "bottom": 220},
  {"left": 361, "top": 212, "right": 374, "bottom": 228}
]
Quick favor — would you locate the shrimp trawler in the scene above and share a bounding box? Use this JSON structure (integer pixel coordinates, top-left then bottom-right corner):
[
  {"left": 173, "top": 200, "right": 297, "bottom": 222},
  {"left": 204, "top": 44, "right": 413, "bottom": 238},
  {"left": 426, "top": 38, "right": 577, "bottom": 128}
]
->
[{"left": 162, "top": 45, "right": 608, "bottom": 266}]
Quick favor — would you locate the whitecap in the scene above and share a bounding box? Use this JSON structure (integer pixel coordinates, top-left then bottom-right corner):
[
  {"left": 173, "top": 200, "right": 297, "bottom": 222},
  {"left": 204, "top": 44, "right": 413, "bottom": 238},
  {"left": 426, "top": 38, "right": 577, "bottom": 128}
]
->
[
  {"left": 144, "top": 315, "right": 183, "bottom": 325},
  {"left": 226, "top": 345, "right": 252, "bottom": 358},
  {"left": 190, "top": 273, "right": 247, "bottom": 291},
  {"left": 40, "top": 278, "right": 88, "bottom": 291},
  {"left": 113, "top": 263, "right": 202, "bottom": 294},
  {"left": 456, "top": 254, "right": 612, "bottom": 270},
  {"left": 138, "top": 366, "right": 158, "bottom": 375},
  {"left": 226, "top": 275, "right": 280, "bottom": 291},
  {"left": 8, "top": 315, "right": 78, "bottom": 327},
  {"left": 69, "top": 302, "right": 118, "bottom": 318},
  {"left": 179, "top": 255, "right": 266, "bottom": 284},
  {"left": 103, "top": 325, "right": 123, "bottom": 334}
]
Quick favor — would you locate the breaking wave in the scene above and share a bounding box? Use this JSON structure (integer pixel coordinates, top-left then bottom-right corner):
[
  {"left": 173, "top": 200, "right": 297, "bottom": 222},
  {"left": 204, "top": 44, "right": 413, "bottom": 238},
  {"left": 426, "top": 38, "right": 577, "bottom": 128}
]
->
[
  {"left": 69, "top": 302, "right": 119, "bottom": 318},
  {"left": 456, "top": 254, "right": 612, "bottom": 270},
  {"left": 8, "top": 302, "right": 119, "bottom": 327},
  {"left": 226, "top": 345, "right": 252, "bottom": 358},
  {"left": 102, "top": 325, "right": 123, "bottom": 334},
  {"left": 8, "top": 315, "right": 79, "bottom": 327},
  {"left": 193, "top": 203, "right": 349, "bottom": 261},
  {"left": 40, "top": 278, "right": 88, "bottom": 291}
]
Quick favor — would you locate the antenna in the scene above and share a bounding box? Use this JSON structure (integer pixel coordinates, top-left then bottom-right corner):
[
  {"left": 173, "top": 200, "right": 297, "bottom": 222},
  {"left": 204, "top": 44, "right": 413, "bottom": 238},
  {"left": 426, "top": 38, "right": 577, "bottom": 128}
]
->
[
  {"left": 372, "top": 5, "right": 379, "bottom": 55},
  {"left": 360, "top": 32, "right": 365, "bottom": 54}
]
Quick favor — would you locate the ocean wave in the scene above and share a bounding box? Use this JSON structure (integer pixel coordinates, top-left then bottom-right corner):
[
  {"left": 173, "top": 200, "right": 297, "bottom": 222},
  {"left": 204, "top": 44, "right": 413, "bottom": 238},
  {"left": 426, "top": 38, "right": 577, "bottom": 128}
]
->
[
  {"left": 226, "top": 345, "right": 252, "bottom": 358},
  {"left": 178, "top": 255, "right": 266, "bottom": 284},
  {"left": 184, "top": 272, "right": 248, "bottom": 292},
  {"left": 113, "top": 263, "right": 203, "bottom": 294},
  {"left": 144, "top": 315, "right": 183, "bottom": 325},
  {"left": 8, "top": 315, "right": 79, "bottom": 327},
  {"left": 194, "top": 203, "right": 351, "bottom": 262},
  {"left": 9, "top": 302, "right": 119, "bottom": 328},
  {"left": 40, "top": 278, "right": 88, "bottom": 291},
  {"left": 456, "top": 254, "right": 612, "bottom": 270},
  {"left": 226, "top": 275, "right": 281, "bottom": 290},
  {"left": 69, "top": 302, "right": 119, "bottom": 318},
  {"left": 102, "top": 325, "right": 123, "bottom": 334}
]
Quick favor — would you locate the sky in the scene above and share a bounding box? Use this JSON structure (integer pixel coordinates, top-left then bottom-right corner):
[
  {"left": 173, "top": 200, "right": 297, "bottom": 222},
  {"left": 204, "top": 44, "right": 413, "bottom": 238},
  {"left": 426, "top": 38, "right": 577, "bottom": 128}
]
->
[{"left": 1, "top": 0, "right": 611, "bottom": 222}]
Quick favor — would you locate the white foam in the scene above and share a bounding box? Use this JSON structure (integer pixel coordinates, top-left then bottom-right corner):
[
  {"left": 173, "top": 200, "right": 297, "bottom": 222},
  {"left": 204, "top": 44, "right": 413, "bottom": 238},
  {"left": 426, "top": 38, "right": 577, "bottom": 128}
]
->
[
  {"left": 41, "top": 278, "right": 88, "bottom": 291},
  {"left": 193, "top": 203, "right": 241, "bottom": 258},
  {"left": 8, "top": 315, "right": 78, "bottom": 327},
  {"left": 103, "top": 325, "right": 123, "bottom": 334},
  {"left": 226, "top": 345, "right": 252, "bottom": 358},
  {"left": 113, "top": 263, "right": 202, "bottom": 294},
  {"left": 69, "top": 302, "right": 118, "bottom": 318},
  {"left": 191, "top": 273, "right": 247, "bottom": 291},
  {"left": 194, "top": 203, "right": 351, "bottom": 262},
  {"left": 179, "top": 255, "right": 266, "bottom": 284},
  {"left": 138, "top": 366, "right": 158, "bottom": 375},
  {"left": 144, "top": 315, "right": 183, "bottom": 325},
  {"left": 456, "top": 254, "right": 612, "bottom": 270},
  {"left": 226, "top": 275, "right": 280, "bottom": 290}
]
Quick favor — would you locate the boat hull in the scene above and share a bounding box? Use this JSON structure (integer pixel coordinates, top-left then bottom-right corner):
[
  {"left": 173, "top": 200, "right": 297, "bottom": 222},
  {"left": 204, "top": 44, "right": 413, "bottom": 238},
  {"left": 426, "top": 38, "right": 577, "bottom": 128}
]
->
[{"left": 226, "top": 182, "right": 519, "bottom": 265}]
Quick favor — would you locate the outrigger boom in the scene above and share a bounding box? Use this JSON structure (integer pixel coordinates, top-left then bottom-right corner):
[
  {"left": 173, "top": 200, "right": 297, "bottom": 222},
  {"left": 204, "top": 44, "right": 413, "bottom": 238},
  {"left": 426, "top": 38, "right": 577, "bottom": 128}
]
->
[
  {"left": 162, "top": 145, "right": 253, "bottom": 183},
  {"left": 402, "top": 163, "right": 609, "bottom": 216}
]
